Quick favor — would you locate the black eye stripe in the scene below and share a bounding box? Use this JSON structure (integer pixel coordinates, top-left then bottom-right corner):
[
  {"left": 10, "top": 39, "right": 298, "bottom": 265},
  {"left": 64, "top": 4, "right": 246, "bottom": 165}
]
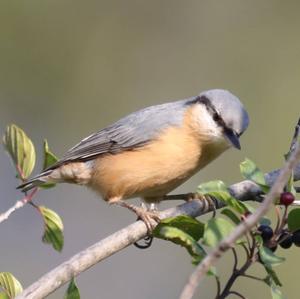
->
[
  {"left": 213, "top": 112, "right": 221, "bottom": 122},
  {"left": 187, "top": 95, "right": 235, "bottom": 134}
]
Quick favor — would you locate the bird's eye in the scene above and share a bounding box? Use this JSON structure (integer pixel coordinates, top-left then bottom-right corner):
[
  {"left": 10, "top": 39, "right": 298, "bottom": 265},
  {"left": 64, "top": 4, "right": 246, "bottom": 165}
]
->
[{"left": 213, "top": 112, "right": 220, "bottom": 122}]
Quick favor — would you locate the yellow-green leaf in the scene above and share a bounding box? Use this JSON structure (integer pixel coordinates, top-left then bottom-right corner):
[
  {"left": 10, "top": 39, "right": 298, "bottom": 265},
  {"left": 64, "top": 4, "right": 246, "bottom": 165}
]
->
[
  {"left": 240, "top": 158, "right": 269, "bottom": 193},
  {"left": 0, "top": 272, "right": 23, "bottom": 298},
  {"left": 203, "top": 217, "right": 235, "bottom": 247},
  {"left": 43, "top": 139, "right": 58, "bottom": 170},
  {"left": 153, "top": 226, "right": 206, "bottom": 264},
  {"left": 40, "top": 140, "right": 59, "bottom": 189},
  {"left": 3, "top": 124, "right": 36, "bottom": 179},
  {"left": 221, "top": 208, "right": 241, "bottom": 224},
  {"left": 198, "top": 180, "right": 248, "bottom": 214},
  {"left": 0, "top": 293, "right": 9, "bottom": 299},
  {"left": 198, "top": 180, "right": 228, "bottom": 194},
  {"left": 40, "top": 206, "right": 64, "bottom": 252},
  {"left": 64, "top": 278, "right": 80, "bottom": 299},
  {"left": 270, "top": 284, "right": 284, "bottom": 299},
  {"left": 287, "top": 208, "right": 300, "bottom": 231},
  {"left": 154, "top": 216, "right": 205, "bottom": 241},
  {"left": 259, "top": 246, "right": 285, "bottom": 267}
]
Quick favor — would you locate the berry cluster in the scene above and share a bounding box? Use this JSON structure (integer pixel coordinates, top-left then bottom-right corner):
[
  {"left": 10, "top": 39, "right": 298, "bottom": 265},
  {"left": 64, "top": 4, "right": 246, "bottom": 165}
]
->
[{"left": 257, "top": 192, "right": 298, "bottom": 251}]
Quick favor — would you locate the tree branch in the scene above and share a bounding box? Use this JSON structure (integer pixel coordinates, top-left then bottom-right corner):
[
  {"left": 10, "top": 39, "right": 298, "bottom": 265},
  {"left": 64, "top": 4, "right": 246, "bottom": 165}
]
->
[
  {"left": 0, "top": 188, "right": 38, "bottom": 223},
  {"left": 179, "top": 145, "right": 300, "bottom": 299}
]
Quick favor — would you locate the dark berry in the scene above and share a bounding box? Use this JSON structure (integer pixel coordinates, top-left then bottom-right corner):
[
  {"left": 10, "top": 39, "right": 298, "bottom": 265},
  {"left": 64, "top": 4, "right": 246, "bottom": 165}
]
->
[
  {"left": 292, "top": 230, "right": 300, "bottom": 247},
  {"left": 278, "top": 232, "right": 293, "bottom": 249},
  {"left": 280, "top": 192, "right": 295, "bottom": 206},
  {"left": 258, "top": 225, "right": 273, "bottom": 241}
]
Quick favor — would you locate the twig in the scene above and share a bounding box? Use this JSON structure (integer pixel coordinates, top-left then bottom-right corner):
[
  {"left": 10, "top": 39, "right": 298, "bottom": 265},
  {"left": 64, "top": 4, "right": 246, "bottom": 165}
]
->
[
  {"left": 179, "top": 145, "right": 300, "bottom": 299},
  {"left": 231, "top": 248, "right": 238, "bottom": 271},
  {"left": 214, "top": 276, "right": 221, "bottom": 299},
  {"left": 218, "top": 259, "right": 253, "bottom": 299},
  {"left": 240, "top": 273, "right": 265, "bottom": 283},
  {"left": 0, "top": 188, "right": 37, "bottom": 223}
]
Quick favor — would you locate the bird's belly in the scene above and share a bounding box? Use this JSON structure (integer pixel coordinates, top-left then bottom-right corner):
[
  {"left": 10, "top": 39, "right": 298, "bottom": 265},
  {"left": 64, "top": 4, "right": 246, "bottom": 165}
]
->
[
  {"left": 89, "top": 124, "right": 227, "bottom": 202},
  {"left": 90, "top": 148, "right": 200, "bottom": 200},
  {"left": 89, "top": 125, "right": 204, "bottom": 200}
]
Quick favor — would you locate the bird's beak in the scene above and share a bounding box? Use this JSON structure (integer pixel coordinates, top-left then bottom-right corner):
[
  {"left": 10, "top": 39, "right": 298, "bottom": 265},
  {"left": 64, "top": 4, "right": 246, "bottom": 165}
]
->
[{"left": 224, "top": 129, "right": 241, "bottom": 150}]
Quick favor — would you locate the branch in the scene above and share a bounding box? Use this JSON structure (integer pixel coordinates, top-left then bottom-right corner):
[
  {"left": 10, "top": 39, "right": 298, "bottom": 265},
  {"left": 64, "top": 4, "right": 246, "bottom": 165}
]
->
[
  {"left": 179, "top": 145, "right": 300, "bottom": 299},
  {"left": 0, "top": 188, "right": 38, "bottom": 223}
]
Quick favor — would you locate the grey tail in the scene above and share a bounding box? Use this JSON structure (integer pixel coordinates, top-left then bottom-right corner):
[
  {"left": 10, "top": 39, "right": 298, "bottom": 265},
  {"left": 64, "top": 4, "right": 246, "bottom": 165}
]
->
[{"left": 17, "top": 170, "right": 53, "bottom": 192}]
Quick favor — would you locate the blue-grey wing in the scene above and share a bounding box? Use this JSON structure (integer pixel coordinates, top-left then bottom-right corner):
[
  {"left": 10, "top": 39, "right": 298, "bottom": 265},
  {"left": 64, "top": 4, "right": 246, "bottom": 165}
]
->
[{"left": 50, "top": 98, "right": 193, "bottom": 168}]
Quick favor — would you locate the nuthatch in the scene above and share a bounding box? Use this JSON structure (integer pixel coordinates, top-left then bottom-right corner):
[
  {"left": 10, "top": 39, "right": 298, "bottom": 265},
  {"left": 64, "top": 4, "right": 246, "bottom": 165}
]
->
[{"left": 18, "top": 89, "right": 249, "bottom": 229}]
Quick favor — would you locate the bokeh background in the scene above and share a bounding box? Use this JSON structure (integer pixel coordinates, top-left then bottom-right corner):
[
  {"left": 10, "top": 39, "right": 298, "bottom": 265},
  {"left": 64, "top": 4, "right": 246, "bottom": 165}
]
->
[{"left": 1, "top": 1, "right": 300, "bottom": 298}]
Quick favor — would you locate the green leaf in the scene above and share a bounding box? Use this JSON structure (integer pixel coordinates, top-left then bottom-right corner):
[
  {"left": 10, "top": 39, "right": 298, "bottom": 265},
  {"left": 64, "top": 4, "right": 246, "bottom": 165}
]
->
[
  {"left": 40, "top": 206, "right": 64, "bottom": 252},
  {"left": 197, "top": 180, "right": 247, "bottom": 214},
  {"left": 240, "top": 202, "right": 256, "bottom": 213},
  {"left": 255, "top": 235, "right": 263, "bottom": 245},
  {"left": 43, "top": 139, "right": 58, "bottom": 170},
  {"left": 40, "top": 140, "right": 59, "bottom": 189},
  {"left": 259, "top": 246, "right": 285, "bottom": 267},
  {"left": 154, "top": 216, "right": 205, "bottom": 241},
  {"left": 153, "top": 226, "right": 206, "bottom": 264},
  {"left": 198, "top": 180, "right": 228, "bottom": 193},
  {"left": 221, "top": 208, "right": 241, "bottom": 224},
  {"left": 3, "top": 124, "right": 36, "bottom": 179},
  {"left": 64, "top": 278, "right": 80, "bottom": 299},
  {"left": 0, "top": 272, "right": 23, "bottom": 298},
  {"left": 203, "top": 217, "right": 235, "bottom": 247},
  {"left": 240, "top": 158, "right": 269, "bottom": 192},
  {"left": 263, "top": 266, "right": 282, "bottom": 287},
  {"left": 0, "top": 293, "right": 9, "bottom": 299},
  {"left": 270, "top": 284, "right": 284, "bottom": 299},
  {"left": 287, "top": 208, "right": 300, "bottom": 231}
]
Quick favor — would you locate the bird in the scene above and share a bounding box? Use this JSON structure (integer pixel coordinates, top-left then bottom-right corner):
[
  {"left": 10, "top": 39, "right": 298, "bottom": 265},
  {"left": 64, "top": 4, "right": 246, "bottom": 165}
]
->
[{"left": 18, "top": 89, "right": 249, "bottom": 230}]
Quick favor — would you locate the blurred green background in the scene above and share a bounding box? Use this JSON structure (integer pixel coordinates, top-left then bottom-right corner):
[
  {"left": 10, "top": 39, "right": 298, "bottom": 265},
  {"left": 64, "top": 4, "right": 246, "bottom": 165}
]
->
[{"left": 1, "top": 0, "right": 300, "bottom": 298}]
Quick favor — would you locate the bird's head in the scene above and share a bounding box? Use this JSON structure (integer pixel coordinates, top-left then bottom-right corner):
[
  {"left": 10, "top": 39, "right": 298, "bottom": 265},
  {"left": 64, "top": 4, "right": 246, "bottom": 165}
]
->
[{"left": 187, "top": 89, "right": 249, "bottom": 150}]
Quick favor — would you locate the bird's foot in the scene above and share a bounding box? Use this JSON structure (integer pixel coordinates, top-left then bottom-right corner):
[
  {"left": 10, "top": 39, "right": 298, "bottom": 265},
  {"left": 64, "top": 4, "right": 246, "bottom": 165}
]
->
[
  {"left": 110, "top": 199, "right": 160, "bottom": 233},
  {"left": 193, "top": 193, "right": 217, "bottom": 217},
  {"left": 132, "top": 206, "right": 161, "bottom": 232}
]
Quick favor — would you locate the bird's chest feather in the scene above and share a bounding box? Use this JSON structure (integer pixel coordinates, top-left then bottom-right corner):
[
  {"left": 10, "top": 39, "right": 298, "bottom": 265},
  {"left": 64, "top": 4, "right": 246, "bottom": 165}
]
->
[{"left": 90, "top": 119, "right": 226, "bottom": 200}]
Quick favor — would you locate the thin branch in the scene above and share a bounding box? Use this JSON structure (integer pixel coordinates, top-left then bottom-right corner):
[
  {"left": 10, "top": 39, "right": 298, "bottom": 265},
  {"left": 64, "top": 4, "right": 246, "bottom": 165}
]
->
[
  {"left": 231, "top": 248, "right": 238, "bottom": 271},
  {"left": 214, "top": 276, "right": 221, "bottom": 299},
  {"left": 179, "top": 145, "right": 300, "bottom": 299},
  {"left": 218, "top": 257, "right": 253, "bottom": 298},
  {"left": 0, "top": 188, "right": 38, "bottom": 223},
  {"left": 240, "top": 273, "right": 265, "bottom": 283}
]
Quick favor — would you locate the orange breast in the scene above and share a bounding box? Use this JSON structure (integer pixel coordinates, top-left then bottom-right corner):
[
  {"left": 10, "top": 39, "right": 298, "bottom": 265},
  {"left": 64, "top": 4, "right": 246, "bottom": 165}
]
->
[{"left": 89, "top": 107, "right": 227, "bottom": 201}]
